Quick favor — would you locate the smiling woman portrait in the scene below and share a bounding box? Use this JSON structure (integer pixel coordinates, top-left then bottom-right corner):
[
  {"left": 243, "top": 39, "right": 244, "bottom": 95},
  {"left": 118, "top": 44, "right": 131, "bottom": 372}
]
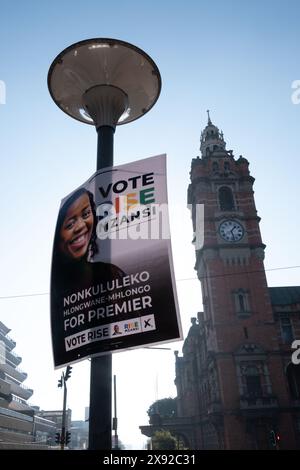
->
[
  {"left": 57, "top": 188, "right": 97, "bottom": 262},
  {"left": 51, "top": 187, "right": 124, "bottom": 296}
]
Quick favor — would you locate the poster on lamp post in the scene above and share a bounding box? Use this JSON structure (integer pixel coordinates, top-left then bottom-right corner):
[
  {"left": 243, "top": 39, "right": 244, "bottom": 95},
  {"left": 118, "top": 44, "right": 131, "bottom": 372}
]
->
[{"left": 50, "top": 154, "right": 182, "bottom": 368}]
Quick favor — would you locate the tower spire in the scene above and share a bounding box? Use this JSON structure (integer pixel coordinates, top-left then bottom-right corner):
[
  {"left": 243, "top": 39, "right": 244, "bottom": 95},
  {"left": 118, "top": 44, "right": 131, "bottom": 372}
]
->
[
  {"left": 200, "top": 112, "right": 226, "bottom": 156},
  {"left": 207, "top": 109, "right": 212, "bottom": 125}
]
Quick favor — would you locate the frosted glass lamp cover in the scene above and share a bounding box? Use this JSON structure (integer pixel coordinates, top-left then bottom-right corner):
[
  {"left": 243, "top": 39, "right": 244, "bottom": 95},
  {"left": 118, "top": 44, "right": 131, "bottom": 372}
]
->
[{"left": 48, "top": 38, "right": 161, "bottom": 126}]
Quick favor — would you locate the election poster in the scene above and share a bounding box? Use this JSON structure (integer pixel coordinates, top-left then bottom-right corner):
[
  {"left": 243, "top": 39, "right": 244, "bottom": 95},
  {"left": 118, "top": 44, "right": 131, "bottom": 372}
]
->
[{"left": 50, "top": 154, "right": 182, "bottom": 368}]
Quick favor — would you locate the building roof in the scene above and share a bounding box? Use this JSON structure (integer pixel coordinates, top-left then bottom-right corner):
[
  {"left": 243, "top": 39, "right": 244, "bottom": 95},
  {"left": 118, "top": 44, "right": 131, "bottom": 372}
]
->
[{"left": 269, "top": 286, "right": 300, "bottom": 306}]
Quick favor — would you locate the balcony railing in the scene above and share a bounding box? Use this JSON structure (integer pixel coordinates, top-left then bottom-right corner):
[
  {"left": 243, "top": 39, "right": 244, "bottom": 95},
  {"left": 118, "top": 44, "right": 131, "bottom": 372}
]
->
[
  {"left": 8, "top": 349, "right": 21, "bottom": 359},
  {"left": 9, "top": 381, "right": 33, "bottom": 400},
  {"left": 0, "top": 362, "right": 28, "bottom": 382},
  {"left": 0, "top": 332, "right": 16, "bottom": 349},
  {"left": 15, "top": 366, "right": 28, "bottom": 378},
  {"left": 5, "top": 349, "right": 22, "bottom": 366},
  {"left": 240, "top": 395, "right": 278, "bottom": 410}
]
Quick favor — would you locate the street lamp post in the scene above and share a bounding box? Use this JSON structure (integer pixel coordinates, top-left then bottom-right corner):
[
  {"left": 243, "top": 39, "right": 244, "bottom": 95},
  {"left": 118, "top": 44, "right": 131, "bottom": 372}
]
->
[{"left": 48, "top": 38, "right": 161, "bottom": 450}]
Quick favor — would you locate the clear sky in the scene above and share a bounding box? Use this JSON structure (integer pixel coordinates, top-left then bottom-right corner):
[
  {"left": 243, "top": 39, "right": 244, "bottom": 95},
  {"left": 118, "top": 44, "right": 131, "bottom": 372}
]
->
[{"left": 0, "top": 0, "right": 300, "bottom": 449}]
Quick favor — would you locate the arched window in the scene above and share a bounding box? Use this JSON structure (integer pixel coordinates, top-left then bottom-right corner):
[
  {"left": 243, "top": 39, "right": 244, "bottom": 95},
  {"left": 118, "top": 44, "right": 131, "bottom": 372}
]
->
[
  {"left": 219, "top": 186, "right": 235, "bottom": 211},
  {"left": 233, "top": 289, "right": 251, "bottom": 316},
  {"left": 238, "top": 294, "right": 245, "bottom": 312},
  {"left": 224, "top": 161, "right": 230, "bottom": 171}
]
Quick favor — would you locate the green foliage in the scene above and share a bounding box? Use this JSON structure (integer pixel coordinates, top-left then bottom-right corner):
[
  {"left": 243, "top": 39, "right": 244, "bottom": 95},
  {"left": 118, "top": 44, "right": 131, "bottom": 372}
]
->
[
  {"left": 152, "top": 430, "right": 177, "bottom": 450},
  {"left": 147, "top": 397, "right": 177, "bottom": 418}
]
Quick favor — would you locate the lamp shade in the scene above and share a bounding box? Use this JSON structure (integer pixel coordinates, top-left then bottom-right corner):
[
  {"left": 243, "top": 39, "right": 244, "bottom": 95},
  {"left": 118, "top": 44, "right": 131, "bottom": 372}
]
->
[{"left": 48, "top": 38, "right": 161, "bottom": 126}]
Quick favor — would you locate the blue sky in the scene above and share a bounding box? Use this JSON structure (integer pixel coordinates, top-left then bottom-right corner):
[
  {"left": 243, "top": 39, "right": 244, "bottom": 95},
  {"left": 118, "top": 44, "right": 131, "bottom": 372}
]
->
[{"left": 0, "top": 0, "right": 300, "bottom": 449}]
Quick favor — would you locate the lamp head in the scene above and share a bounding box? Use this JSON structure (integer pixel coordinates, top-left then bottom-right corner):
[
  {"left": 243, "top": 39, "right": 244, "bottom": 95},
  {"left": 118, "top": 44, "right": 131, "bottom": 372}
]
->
[{"left": 48, "top": 38, "right": 161, "bottom": 129}]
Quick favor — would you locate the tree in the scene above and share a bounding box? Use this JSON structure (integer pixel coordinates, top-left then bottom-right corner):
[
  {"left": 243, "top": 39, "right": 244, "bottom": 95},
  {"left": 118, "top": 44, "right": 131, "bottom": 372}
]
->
[
  {"left": 147, "top": 397, "right": 177, "bottom": 419},
  {"left": 152, "top": 430, "right": 177, "bottom": 450}
]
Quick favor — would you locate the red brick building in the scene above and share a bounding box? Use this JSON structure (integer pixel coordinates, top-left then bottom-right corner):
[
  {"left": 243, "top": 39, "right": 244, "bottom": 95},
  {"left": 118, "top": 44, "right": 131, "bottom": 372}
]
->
[
  {"left": 175, "top": 114, "right": 300, "bottom": 449},
  {"left": 141, "top": 114, "right": 300, "bottom": 449}
]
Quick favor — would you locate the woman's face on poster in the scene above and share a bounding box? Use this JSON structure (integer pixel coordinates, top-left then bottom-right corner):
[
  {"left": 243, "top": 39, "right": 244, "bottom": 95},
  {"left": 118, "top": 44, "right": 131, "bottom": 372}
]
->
[{"left": 59, "top": 193, "right": 94, "bottom": 260}]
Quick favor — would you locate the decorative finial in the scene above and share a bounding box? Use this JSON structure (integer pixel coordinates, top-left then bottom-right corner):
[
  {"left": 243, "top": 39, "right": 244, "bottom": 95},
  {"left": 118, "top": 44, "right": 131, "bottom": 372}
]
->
[{"left": 207, "top": 109, "right": 212, "bottom": 125}]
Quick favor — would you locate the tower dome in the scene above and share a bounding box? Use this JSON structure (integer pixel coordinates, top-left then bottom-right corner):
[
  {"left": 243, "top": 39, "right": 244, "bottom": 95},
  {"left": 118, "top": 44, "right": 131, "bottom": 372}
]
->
[{"left": 200, "top": 110, "right": 226, "bottom": 156}]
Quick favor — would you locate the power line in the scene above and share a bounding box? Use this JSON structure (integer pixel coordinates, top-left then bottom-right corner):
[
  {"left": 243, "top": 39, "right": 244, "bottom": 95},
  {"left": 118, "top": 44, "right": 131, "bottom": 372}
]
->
[
  {"left": 0, "top": 264, "right": 299, "bottom": 300},
  {"left": 0, "top": 292, "right": 49, "bottom": 300},
  {"left": 178, "top": 264, "right": 300, "bottom": 282}
]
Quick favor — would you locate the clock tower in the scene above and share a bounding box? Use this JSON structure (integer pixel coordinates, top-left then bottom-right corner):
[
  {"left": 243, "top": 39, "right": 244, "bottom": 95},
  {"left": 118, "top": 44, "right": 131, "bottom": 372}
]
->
[{"left": 186, "top": 112, "right": 295, "bottom": 449}]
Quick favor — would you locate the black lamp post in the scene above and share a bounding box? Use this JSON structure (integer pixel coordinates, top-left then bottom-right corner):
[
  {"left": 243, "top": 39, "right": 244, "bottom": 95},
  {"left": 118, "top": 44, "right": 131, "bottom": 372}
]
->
[{"left": 48, "top": 38, "right": 161, "bottom": 450}]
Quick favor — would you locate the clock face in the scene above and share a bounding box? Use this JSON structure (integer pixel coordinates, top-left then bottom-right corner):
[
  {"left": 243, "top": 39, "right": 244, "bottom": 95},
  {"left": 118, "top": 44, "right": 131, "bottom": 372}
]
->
[{"left": 219, "top": 220, "right": 244, "bottom": 242}]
